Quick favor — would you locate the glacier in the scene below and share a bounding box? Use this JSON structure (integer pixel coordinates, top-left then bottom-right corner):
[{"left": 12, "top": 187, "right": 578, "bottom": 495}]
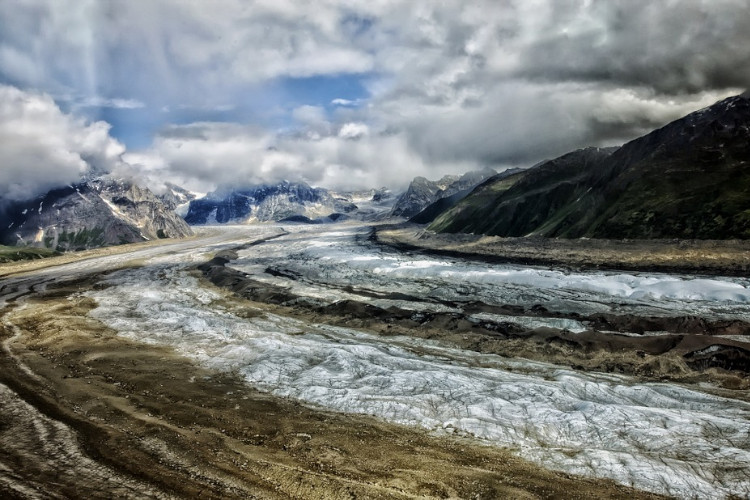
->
[{"left": 80, "top": 223, "right": 750, "bottom": 498}]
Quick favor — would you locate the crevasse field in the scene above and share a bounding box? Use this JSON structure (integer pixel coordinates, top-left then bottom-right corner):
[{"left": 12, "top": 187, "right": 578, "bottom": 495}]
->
[{"left": 84, "top": 223, "right": 750, "bottom": 498}]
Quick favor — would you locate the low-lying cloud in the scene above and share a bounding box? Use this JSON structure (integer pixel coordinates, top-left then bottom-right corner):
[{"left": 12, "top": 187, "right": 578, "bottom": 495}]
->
[
  {"left": 0, "top": 85, "right": 125, "bottom": 201},
  {"left": 125, "top": 120, "right": 471, "bottom": 193}
]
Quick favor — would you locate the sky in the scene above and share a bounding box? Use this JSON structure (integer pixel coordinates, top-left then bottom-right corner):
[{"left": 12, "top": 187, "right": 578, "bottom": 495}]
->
[{"left": 1, "top": 0, "right": 749, "bottom": 200}]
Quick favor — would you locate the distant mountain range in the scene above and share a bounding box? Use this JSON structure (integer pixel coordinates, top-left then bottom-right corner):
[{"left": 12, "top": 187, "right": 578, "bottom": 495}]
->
[
  {"left": 184, "top": 181, "right": 397, "bottom": 224},
  {"left": 428, "top": 93, "right": 750, "bottom": 240},
  {"left": 0, "top": 178, "right": 193, "bottom": 251},
  {"left": 185, "top": 181, "right": 355, "bottom": 224},
  {"left": 3, "top": 92, "right": 748, "bottom": 252}
]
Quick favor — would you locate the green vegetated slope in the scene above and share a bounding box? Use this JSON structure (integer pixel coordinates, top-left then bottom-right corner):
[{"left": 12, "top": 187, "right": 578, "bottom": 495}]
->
[
  {"left": 429, "top": 148, "right": 613, "bottom": 235},
  {"left": 0, "top": 245, "right": 59, "bottom": 263},
  {"left": 429, "top": 93, "right": 750, "bottom": 239}
]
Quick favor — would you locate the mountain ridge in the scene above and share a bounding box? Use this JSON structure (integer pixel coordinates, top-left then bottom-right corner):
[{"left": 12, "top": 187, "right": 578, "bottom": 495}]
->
[
  {"left": 429, "top": 93, "right": 750, "bottom": 240},
  {"left": 0, "top": 177, "right": 193, "bottom": 251},
  {"left": 391, "top": 168, "right": 497, "bottom": 219}
]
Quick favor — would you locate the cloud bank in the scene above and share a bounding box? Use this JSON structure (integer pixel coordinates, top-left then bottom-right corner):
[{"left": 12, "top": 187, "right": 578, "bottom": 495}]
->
[
  {"left": 0, "top": 85, "right": 125, "bottom": 201},
  {"left": 1, "top": 1, "right": 748, "bottom": 194}
]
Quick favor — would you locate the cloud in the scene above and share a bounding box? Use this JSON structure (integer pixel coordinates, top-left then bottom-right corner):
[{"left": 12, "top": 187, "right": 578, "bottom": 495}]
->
[
  {"left": 2, "top": 1, "right": 748, "bottom": 191},
  {"left": 338, "top": 122, "right": 369, "bottom": 140},
  {"left": 377, "top": 82, "right": 740, "bottom": 167},
  {"left": 0, "top": 84, "right": 125, "bottom": 201},
  {"left": 76, "top": 96, "right": 145, "bottom": 109},
  {"left": 128, "top": 119, "right": 472, "bottom": 193},
  {"left": 514, "top": 0, "right": 750, "bottom": 94},
  {"left": 331, "top": 98, "right": 364, "bottom": 107}
]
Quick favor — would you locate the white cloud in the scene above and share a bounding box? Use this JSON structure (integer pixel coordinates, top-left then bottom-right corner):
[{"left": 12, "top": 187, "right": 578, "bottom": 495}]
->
[
  {"left": 0, "top": 84, "right": 125, "bottom": 201},
  {"left": 77, "top": 96, "right": 145, "bottom": 109},
  {"left": 292, "top": 105, "right": 328, "bottom": 127},
  {"left": 131, "top": 119, "right": 473, "bottom": 193},
  {"left": 338, "top": 122, "right": 369, "bottom": 140},
  {"left": 2, "top": 1, "right": 748, "bottom": 192},
  {"left": 331, "top": 98, "right": 364, "bottom": 107}
]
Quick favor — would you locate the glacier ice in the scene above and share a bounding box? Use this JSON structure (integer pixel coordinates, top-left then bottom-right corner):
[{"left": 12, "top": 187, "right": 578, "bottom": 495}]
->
[{"left": 82, "top": 224, "right": 750, "bottom": 498}]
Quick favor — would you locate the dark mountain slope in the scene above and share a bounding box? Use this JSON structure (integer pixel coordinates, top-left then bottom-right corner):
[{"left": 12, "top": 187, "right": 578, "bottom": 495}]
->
[
  {"left": 410, "top": 188, "right": 474, "bottom": 224},
  {"left": 430, "top": 94, "right": 750, "bottom": 239},
  {"left": 411, "top": 168, "right": 524, "bottom": 225},
  {"left": 429, "top": 148, "right": 613, "bottom": 235}
]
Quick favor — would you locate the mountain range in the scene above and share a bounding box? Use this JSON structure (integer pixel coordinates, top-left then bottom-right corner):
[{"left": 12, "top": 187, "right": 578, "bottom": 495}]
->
[
  {"left": 183, "top": 181, "right": 359, "bottom": 224},
  {"left": 2, "top": 92, "right": 748, "bottom": 252},
  {"left": 428, "top": 93, "right": 750, "bottom": 240}
]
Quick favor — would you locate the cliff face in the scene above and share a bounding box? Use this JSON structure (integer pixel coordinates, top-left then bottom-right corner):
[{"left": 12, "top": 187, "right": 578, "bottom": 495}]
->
[
  {"left": 430, "top": 94, "right": 750, "bottom": 240},
  {"left": 0, "top": 178, "right": 193, "bottom": 251}
]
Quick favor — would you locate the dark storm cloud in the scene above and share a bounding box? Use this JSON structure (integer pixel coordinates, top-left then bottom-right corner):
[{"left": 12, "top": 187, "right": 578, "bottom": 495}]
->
[{"left": 516, "top": 0, "right": 750, "bottom": 94}]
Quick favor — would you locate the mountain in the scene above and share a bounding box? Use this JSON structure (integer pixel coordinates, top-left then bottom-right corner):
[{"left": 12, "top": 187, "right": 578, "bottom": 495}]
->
[
  {"left": 390, "top": 175, "right": 458, "bottom": 218},
  {"left": 332, "top": 187, "right": 396, "bottom": 221},
  {"left": 429, "top": 93, "right": 750, "bottom": 239},
  {"left": 410, "top": 168, "right": 523, "bottom": 224},
  {"left": 184, "top": 181, "right": 354, "bottom": 224},
  {"left": 391, "top": 168, "right": 497, "bottom": 218},
  {"left": 158, "top": 182, "right": 199, "bottom": 217},
  {"left": 429, "top": 148, "right": 614, "bottom": 234},
  {"left": 0, "top": 177, "right": 193, "bottom": 251}
]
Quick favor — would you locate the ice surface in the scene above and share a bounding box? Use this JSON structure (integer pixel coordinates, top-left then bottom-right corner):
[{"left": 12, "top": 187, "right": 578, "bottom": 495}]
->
[
  {"left": 469, "top": 312, "right": 589, "bottom": 333},
  {"left": 85, "top": 244, "right": 750, "bottom": 498},
  {"left": 231, "top": 225, "right": 750, "bottom": 323}
]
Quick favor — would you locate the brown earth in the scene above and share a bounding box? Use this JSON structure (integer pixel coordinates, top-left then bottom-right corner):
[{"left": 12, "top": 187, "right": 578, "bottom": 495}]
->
[{"left": 0, "top": 274, "right": 668, "bottom": 499}]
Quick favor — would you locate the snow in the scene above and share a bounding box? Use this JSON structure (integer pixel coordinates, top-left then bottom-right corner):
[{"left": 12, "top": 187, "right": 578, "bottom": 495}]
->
[
  {"left": 80, "top": 223, "right": 750, "bottom": 499},
  {"left": 100, "top": 196, "right": 129, "bottom": 221}
]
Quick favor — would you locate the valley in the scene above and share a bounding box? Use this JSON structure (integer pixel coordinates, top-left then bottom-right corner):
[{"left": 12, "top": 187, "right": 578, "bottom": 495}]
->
[
  {"left": 1, "top": 222, "right": 749, "bottom": 498},
  {"left": 4, "top": 4, "right": 750, "bottom": 499}
]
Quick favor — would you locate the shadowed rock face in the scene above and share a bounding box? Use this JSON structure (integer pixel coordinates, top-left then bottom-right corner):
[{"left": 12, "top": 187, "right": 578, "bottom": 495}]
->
[
  {"left": 391, "top": 168, "right": 498, "bottom": 219},
  {"left": 430, "top": 93, "right": 750, "bottom": 239},
  {"left": 0, "top": 178, "right": 193, "bottom": 251}
]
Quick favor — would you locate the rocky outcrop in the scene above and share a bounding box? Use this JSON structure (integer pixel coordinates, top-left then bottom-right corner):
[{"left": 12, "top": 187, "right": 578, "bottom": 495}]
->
[
  {"left": 411, "top": 168, "right": 523, "bottom": 225},
  {"left": 158, "top": 182, "right": 198, "bottom": 216},
  {"left": 390, "top": 176, "right": 459, "bottom": 218},
  {"left": 391, "top": 169, "right": 497, "bottom": 219}
]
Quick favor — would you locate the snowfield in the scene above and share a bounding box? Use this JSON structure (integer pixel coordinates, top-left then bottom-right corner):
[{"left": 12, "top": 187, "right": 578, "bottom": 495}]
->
[{"left": 84, "top": 223, "right": 750, "bottom": 498}]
